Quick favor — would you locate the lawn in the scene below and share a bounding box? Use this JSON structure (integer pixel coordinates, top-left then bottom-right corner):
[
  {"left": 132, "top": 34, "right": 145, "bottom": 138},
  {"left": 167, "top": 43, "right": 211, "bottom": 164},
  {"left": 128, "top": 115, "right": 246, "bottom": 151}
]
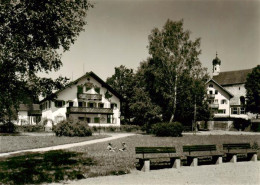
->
[
  {"left": 0, "top": 134, "right": 260, "bottom": 184},
  {"left": 0, "top": 134, "right": 108, "bottom": 153}
]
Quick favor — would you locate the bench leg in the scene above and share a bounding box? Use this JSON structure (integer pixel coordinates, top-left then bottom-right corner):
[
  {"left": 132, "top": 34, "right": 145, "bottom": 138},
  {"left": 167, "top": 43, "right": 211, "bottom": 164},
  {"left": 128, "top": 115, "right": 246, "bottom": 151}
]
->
[
  {"left": 230, "top": 155, "right": 237, "bottom": 163},
  {"left": 171, "top": 158, "right": 181, "bottom": 169},
  {"left": 215, "top": 156, "right": 223, "bottom": 164},
  {"left": 190, "top": 158, "right": 198, "bottom": 167},
  {"left": 141, "top": 160, "right": 150, "bottom": 172},
  {"left": 248, "top": 153, "right": 257, "bottom": 162}
]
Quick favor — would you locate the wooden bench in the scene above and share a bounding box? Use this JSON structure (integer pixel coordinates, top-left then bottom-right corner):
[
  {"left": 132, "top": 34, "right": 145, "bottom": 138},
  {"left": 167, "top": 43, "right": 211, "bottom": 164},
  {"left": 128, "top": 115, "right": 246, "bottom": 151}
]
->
[
  {"left": 223, "top": 143, "right": 258, "bottom": 163},
  {"left": 135, "top": 147, "right": 180, "bottom": 172},
  {"left": 183, "top": 145, "right": 223, "bottom": 166}
]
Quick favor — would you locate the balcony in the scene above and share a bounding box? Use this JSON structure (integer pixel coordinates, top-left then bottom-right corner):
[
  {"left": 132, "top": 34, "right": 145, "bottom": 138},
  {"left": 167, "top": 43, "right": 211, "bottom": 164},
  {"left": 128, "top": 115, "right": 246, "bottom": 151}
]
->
[
  {"left": 77, "top": 93, "right": 102, "bottom": 100},
  {"left": 209, "top": 103, "right": 219, "bottom": 109},
  {"left": 207, "top": 94, "right": 215, "bottom": 99},
  {"left": 67, "top": 107, "right": 113, "bottom": 114}
]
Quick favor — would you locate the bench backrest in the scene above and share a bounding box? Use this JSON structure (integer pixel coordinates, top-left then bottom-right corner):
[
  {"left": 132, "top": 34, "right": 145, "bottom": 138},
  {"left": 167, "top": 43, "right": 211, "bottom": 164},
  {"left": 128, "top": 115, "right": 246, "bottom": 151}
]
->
[
  {"left": 183, "top": 145, "right": 217, "bottom": 155},
  {"left": 135, "top": 147, "right": 176, "bottom": 154},
  {"left": 223, "top": 143, "right": 251, "bottom": 152}
]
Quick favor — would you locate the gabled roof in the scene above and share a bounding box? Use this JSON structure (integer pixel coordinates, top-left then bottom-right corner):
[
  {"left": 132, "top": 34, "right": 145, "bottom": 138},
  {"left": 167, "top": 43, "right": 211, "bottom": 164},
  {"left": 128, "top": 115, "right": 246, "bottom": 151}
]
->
[
  {"left": 19, "top": 104, "right": 41, "bottom": 111},
  {"left": 40, "top": 71, "right": 123, "bottom": 103},
  {"left": 206, "top": 78, "right": 234, "bottom": 98},
  {"left": 213, "top": 69, "right": 252, "bottom": 86}
]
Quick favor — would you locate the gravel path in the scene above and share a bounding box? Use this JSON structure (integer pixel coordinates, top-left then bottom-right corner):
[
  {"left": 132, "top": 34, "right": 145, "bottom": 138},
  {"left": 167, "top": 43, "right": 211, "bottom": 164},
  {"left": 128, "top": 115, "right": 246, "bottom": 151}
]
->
[
  {"left": 60, "top": 161, "right": 260, "bottom": 185},
  {"left": 0, "top": 133, "right": 135, "bottom": 157}
]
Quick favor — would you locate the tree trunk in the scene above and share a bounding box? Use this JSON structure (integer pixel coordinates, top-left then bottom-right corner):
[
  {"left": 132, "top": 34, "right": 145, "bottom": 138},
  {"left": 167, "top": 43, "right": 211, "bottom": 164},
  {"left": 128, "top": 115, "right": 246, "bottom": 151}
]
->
[{"left": 169, "top": 75, "right": 177, "bottom": 123}]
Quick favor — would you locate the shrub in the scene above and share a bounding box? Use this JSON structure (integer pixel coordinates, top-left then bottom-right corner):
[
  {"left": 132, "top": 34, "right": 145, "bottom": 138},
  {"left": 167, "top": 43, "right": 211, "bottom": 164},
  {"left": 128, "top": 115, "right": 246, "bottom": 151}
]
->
[
  {"left": 17, "top": 125, "right": 45, "bottom": 132},
  {"left": 251, "top": 122, "right": 260, "bottom": 132},
  {"left": 0, "top": 122, "right": 17, "bottom": 133},
  {"left": 151, "top": 122, "right": 183, "bottom": 137},
  {"left": 53, "top": 121, "right": 92, "bottom": 137},
  {"left": 232, "top": 118, "right": 250, "bottom": 131},
  {"left": 120, "top": 125, "right": 141, "bottom": 132}
]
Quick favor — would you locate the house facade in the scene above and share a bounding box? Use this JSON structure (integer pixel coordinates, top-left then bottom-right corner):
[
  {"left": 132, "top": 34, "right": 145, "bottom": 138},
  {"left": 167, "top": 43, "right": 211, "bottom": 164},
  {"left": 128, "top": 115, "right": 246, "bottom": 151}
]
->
[
  {"left": 40, "top": 71, "right": 122, "bottom": 128},
  {"left": 17, "top": 104, "right": 42, "bottom": 125},
  {"left": 206, "top": 54, "right": 252, "bottom": 120}
]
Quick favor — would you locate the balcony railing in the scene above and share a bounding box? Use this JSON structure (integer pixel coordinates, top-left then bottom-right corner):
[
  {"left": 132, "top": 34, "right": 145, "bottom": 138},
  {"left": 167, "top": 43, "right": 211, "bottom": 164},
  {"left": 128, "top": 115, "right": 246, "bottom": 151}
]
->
[
  {"left": 67, "top": 107, "right": 113, "bottom": 114},
  {"left": 207, "top": 94, "right": 215, "bottom": 99},
  {"left": 77, "top": 93, "right": 102, "bottom": 100},
  {"left": 209, "top": 103, "right": 219, "bottom": 109}
]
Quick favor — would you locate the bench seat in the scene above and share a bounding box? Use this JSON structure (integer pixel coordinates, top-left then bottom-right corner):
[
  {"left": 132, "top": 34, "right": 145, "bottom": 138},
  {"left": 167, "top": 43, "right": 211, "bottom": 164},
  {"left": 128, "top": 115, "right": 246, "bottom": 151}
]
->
[
  {"left": 183, "top": 145, "right": 223, "bottom": 166},
  {"left": 223, "top": 143, "right": 258, "bottom": 163},
  {"left": 135, "top": 147, "right": 180, "bottom": 171}
]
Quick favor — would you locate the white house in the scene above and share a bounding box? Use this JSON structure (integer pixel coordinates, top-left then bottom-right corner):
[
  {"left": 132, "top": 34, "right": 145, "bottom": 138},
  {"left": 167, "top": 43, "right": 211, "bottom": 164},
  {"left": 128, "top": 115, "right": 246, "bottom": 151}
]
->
[
  {"left": 17, "top": 104, "right": 42, "bottom": 125},
  {"left": 206, "top": 54, "right": 253, "bottom": 120},
  {"left": 40, "top": 71, "right": 122, "bottom": 128}
]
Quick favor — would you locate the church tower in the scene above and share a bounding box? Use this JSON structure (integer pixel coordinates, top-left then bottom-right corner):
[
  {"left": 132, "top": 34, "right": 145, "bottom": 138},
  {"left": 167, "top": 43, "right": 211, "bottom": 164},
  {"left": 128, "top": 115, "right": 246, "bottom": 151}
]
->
[{"left": 212, "top": 52, "right": 221, "bottom": 76}]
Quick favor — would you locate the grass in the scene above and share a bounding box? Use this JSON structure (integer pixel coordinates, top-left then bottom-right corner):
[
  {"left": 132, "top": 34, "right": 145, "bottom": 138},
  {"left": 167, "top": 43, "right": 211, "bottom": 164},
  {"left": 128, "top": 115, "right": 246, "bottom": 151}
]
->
[
  {"left": 0, "top": 134, "right": 108, "bottom": 153},
  {"left": 0, "top": 134, "right": 260, "bottom": 184},
  {"left": 0, "top": 150, "right": 96, "bottom": 185}
]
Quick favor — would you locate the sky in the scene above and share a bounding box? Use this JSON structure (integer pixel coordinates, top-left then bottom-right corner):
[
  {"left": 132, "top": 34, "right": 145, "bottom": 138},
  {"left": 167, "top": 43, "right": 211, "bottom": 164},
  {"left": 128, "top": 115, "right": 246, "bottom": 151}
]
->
[{"left": 46, "top": 0, "right": 260, "bottom": 81}]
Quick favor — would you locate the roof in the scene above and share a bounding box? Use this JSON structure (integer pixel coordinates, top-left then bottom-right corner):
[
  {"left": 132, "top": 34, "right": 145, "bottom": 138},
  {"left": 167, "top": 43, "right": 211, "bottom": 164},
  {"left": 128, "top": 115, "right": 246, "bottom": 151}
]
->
[
  {"left": 206, "top": 79, "right": 234, "bottom": 98},
  {"left": 40, "top": 71, "right": 123, "bottom": 103},
  {"left": 213, "top": 69, "right": 252, "bottom": 86},
  {"left": 19, "top": 104, "right": 41, "bottom": 111}
]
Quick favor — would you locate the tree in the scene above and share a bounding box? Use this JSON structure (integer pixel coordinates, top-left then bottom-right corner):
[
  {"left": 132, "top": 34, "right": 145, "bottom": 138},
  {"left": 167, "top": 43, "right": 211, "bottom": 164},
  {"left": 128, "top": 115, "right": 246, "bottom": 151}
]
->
[
  {"left": 106, "top": 65, "right": 135, "bottom": 122},
  {"left": 245, "top": 65, "right": 260, "bottom": 116},
  {"left": 129, "top": 62, "right": 162, "bottom": 127},
  {"left": 145, "top": 19, "right": 209, "bottom": 124},
  {"left": 0, "top": 0, "right": 92, "bottom": 121}
]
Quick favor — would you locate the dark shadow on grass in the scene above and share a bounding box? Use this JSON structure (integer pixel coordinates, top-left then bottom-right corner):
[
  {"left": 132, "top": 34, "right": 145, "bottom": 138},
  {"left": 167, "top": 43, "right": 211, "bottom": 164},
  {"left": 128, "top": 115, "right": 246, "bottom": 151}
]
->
[{"left": 0, "top": 150, "right": 96, "bottom": 185}]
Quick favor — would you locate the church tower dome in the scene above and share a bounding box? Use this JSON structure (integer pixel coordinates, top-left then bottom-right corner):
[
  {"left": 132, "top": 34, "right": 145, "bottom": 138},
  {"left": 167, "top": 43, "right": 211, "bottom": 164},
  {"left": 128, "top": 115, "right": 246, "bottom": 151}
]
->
[{"left": 212, "top": 52, "right": 221, "bottom": 76}]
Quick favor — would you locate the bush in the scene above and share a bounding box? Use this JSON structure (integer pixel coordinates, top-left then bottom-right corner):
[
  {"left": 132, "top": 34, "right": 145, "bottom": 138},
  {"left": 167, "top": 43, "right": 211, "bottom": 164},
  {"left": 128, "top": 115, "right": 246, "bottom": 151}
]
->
[
  {"left": 0, "top": 122, "right": 17, "bottom": 133},
  {"left": 251, "top": 122, "right": 260, "bottom": 132},
  {"left": 17, "top": 125, "right": 45, "bottom": 132},
  {"left": 232, "top": 118, "right": 250, "bottom": 131},
  {"left": 151, "top": 122, "right": 183, "bottom": 137},
  {"left": 120, "top": 125, "right": 141, "bottom": 132},
  {"left": 53, "top": 121, "right": 92, "bottom": 137}
]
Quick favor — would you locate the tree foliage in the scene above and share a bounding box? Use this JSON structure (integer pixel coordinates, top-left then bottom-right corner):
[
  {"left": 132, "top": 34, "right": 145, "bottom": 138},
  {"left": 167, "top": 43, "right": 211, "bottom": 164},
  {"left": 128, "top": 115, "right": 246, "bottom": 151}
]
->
[
  {"left": 245, "top": 65, "right": 260, "bottom": 115},
  {"left": 144, "top": 19, "right": 209, "bottom": 124},
  {"left": 106, "top": 65, "right": 135, "bottom": 122},
  {"left": 0, "top": 0, "right": 92, "bottom": 121}
]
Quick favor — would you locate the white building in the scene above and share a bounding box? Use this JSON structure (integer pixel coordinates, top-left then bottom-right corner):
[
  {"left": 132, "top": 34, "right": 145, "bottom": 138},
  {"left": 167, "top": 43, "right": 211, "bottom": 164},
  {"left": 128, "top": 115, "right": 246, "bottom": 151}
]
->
[
  {"left": 206, "top": 54, "right": 252, "bottom": 120},
  {"left": 40, "top": 71, "right": 122, "bottom": 128},
  {"left": 17, "top": 104, "right": 42, "bottom": 125}
]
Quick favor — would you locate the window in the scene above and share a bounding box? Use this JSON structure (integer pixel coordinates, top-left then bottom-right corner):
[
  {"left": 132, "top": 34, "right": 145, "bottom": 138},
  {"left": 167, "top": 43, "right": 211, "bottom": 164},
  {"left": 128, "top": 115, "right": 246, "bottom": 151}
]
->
[
  {"left": 69, "top": 102, "right": 74, "bottom": 107},
  {"left": 107, "top": 115, "right": 112, "bottom": 123},
  {"left": 94, "top": 117, "right": 100, "bottom": 123},
  {"left": 240, "top": 96, "right": 245, "bottom": 105},
  {"left": 78, "top": 117, "right": 85, "bottom": 121},
  {"left": 221, "top": 99, "right": 227, "bottom": 104},
  {"left": 215, "top": 90, "right": 218, "bottom": 94},
  {"left": 86, "top": 117, "right": 91, "bottom": 123},
  {"left": 218, "top": 109, "right": 226, "bottom": 114},
  {"left": 99, "top": 103, "right": 104, "bottom": 108},
  {"left": 240, "top": 107, "right": 245, "bottom": 114},
  {"left": 88, "top": 102, "right": 95, "bottom": 108},
  {"left": 231, "top": 107, "right": 238, "bottom": 115},
  {"left": 209, "top": 84, "right": 213, "bottom": 88},
  {"left": 214, "top": 99, "right": 218, "bottom": 104},
  {"left": 78, "top": 102, "right": 83, "bottom": 107},
  {"left": 77, "top": 85, "right": 83, "bottom": 93},
  {"left": 209, "top": 90, "right": 213, "bottom": 95},
  {"left": 55, "top": 100, "right": 65, "bottom": 108},
  {"left": 111, "top": 103, "right": 117, "bottom": 109}
]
